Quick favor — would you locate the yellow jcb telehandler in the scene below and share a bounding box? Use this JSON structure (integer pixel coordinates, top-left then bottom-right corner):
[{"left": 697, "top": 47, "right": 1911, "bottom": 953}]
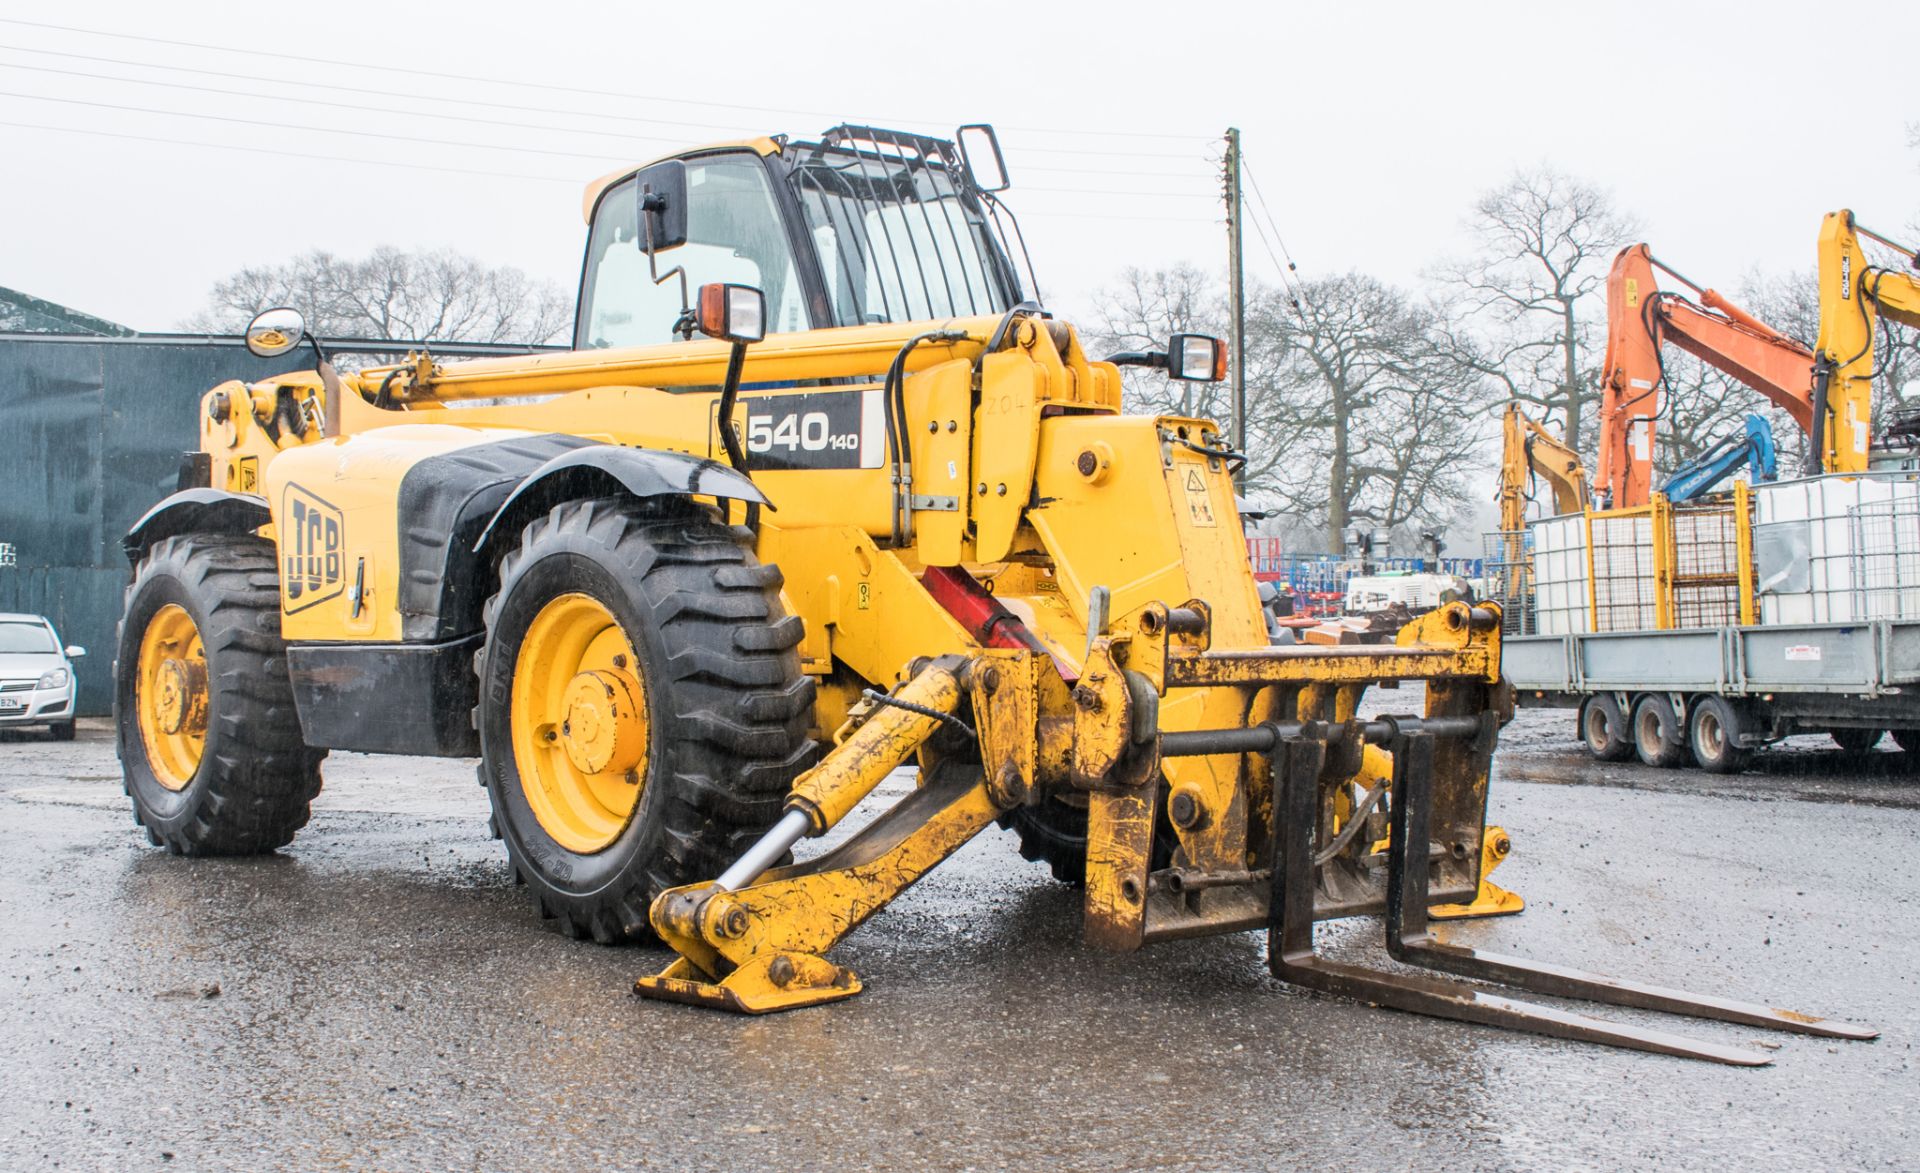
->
[{"left": 115, "top": 124, "right": 1872, "bottom": 1063}]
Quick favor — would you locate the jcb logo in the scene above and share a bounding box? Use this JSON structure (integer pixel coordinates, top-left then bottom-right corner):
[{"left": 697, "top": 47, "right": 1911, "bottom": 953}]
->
[{"left": 282, "top": 484, "right": 344, "bottom": 613}]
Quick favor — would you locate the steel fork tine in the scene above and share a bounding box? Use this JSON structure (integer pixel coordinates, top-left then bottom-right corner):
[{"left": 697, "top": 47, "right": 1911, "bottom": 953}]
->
[
  {"left": 1267, "top": 735, "right": 1774, "bottom": 1066},
  {"left": 1384, "top": 732, "right": 1878, "bottom": 1042}
]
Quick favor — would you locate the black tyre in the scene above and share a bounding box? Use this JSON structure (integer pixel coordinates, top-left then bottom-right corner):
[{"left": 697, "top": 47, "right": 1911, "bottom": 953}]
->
[
  {"left": 1581, "top": 694, "right": 1633, "bottom": 762},
  {"left": 1891, "top": 728, "right": 1920, "bottom": 755},
  {"left": 1829, "top": 727, "right": 1883, "bottom": 757},
  {"left": 49, "top": 720, "right": 75, "bottom": 742},
  {"left": 1688, "top": 696, "right": 1751, "bottom": 775},
  {"left": 999, "top": 787, "right": 1176, "bottom": 886},
  {"left": 476, "top": 497, "right": 815, "bottom": 943},
  {"left": 1631, "top": 694, "right": 1687, "bottom": 768},
  {"left": 116, "top": 534, "right": 325, "bottom": 854},
  {"left": 1000, "top": 796, "right": 1097, "bottom": 884}
]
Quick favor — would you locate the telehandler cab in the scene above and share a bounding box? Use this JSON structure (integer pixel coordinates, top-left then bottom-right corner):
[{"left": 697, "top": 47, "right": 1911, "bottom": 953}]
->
[{"left": 116, "top": 124, "right": 1872, "bottom": 1063}]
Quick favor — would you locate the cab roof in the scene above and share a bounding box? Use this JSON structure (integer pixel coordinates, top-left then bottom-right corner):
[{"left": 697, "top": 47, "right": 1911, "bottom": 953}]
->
[{"left": 580, "top": 136, "right": 785, "bottom": 224}]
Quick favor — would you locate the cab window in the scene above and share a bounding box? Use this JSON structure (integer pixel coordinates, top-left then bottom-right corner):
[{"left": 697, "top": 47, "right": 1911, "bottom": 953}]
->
[{"left": 577, "top": 154, "right": 808, "bottom": 350}]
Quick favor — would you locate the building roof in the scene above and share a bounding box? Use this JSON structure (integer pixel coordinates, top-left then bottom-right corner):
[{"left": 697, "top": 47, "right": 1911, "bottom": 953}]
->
[{"left": 0, "top": 286, "right": 134, "bottom": 336}]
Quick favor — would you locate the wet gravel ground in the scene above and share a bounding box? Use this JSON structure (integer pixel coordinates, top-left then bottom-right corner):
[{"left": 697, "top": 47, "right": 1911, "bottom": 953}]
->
[{"left": 1, "top": 711, "right": 1915, "bottom": 1171}]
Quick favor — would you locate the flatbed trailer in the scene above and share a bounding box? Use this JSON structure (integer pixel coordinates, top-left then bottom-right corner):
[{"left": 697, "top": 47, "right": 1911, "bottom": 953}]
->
[{"left": 1490, "top": 471, "right": 1920, "bottom": 771}]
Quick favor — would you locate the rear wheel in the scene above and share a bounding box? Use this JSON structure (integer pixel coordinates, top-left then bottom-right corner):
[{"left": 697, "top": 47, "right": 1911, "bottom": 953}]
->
[
  {"left": 1687, "top": 696, "right": 1751, "bottom": 775},
  {"left": 115, "top": 534, "right": 325, "bottom": 854},
  {"left": 1829, "top": 728, "right": 1884, "bottom": 757},
  {"left": 1632, "top": 694, "right": 1687, "bottom": 768},
  {"left": 1582, "top": 695, "right": 1633, "bottom": 762},
  {"left": 477, "top": 497, "right": 815, "bottom": 943}
]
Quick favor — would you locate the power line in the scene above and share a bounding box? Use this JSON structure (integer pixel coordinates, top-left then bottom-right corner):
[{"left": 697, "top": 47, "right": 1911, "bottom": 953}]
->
[
  {"left": 1241, "top": 157, "right": 1310, "bottom": 304},
  {"left": 0, "top": 113, "right": 1218, "bottom": 202},
  {"left": 0, "top": 118, "right": 577, "bottom": 182},
  {"left": 0, "top": 55, "right": 1214, "bottom": 181},
  {"left": 0, "top": 88, "right": 624, "bottom": 161},
  {"left": 0, "top": 17, "right": 1208, "bottom": 151}
]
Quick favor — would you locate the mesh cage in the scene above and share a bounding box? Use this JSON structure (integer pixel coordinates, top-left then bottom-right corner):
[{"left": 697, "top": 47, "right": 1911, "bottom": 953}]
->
[
  {"left": 1482, "top": 530, "right": 1536, "bottom": 635},
  {"left": 1671, "top": 502, "right": 1743, "bottom": 628},
  {"left": 1591, "top": 512, "right": 1657, "bottom": 631},
  {"left": 1850, "top": 496, "right": 1920, "bottom": 619}
]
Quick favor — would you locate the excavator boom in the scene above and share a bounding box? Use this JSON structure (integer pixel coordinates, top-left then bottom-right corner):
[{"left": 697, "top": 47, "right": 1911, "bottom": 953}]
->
[
  {"left": 1816, "top": 211, "right": 1920, "bottom": 471},
  {"left": 1499, "top": 404, "right": 1589, "bottom": 533},
  {"left": 1599, "top": 244, "right": 1815, "bottom": 506}
]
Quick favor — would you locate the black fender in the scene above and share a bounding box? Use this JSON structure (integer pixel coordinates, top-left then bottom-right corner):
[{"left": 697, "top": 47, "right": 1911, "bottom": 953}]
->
[
  {"left": 122, "top": 489, "right": 271, "bottom": 564},
  {"left": 473, "top": 444, "right": 766, "bottom": 559}
]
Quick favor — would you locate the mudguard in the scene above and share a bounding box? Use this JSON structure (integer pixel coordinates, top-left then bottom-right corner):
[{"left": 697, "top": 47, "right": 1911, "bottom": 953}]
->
[
  {"left": 122, "top": 489, "right": 270, "bottom": 563},
  {"left": 473, "top": 444, "right": 767, "bottom": 557}
]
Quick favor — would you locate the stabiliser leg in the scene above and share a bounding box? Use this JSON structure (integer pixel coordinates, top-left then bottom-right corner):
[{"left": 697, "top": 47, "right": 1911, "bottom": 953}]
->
[
  {"left": 1382, "top": 732, "right": 1878, "bottom": 1043},
  {"left": 1267, "top": 735, "right": 1776, "bottom": 1065}
]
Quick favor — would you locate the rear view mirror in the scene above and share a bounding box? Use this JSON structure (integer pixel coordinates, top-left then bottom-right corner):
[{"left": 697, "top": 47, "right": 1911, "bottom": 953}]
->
[
  {"left": 64, "top": 645, "right": 85, "bottom": 658},
  {"left": 635, "top": 159, "right": 690, "bottom": 254},
  {"left": 956, "top": 124, "right": 1010, "bottom": 193},
  {"left": 1167, "top": 333, "right": 1228, "bottom": 382},
  {"left": 696, "top": 283, "right": 766, "bottom": 345},
  {"left": 244, "top": 307, "right": 308, "bottom": 358}
]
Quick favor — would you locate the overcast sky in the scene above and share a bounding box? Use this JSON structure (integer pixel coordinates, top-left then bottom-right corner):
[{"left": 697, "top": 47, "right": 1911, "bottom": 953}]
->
[{"left": 1, "top": 1, "right": 1914, "bottom": 334}]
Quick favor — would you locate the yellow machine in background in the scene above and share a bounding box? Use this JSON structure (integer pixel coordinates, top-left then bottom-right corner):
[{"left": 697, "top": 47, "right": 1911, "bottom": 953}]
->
[
  {"left": 113, "top": 124, "right": 1871, "bottom": 1063},
  {"left": 1816, "top": 210, "right": 1920, "bottom": 468},
  {"left": 1498, "top": 404, "right": 1590, "bottom": 533}
]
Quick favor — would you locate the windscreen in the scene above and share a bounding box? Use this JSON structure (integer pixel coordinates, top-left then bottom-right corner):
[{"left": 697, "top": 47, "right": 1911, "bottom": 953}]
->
[
  {"left": 789, "top": 128, "right": 1027, "bottom": 327},
  {"left": 0, "top": 622, "right": 56, "bottom": 654}
]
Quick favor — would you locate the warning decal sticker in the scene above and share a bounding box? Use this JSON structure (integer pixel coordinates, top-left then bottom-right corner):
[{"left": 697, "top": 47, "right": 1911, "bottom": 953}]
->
[{"left": 1182, "top": 465, "right": 1217, "bottom": 528}]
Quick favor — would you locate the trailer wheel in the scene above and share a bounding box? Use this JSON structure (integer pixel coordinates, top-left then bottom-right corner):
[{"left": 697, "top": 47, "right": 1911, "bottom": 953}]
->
[
  {"left": 1581, "top": 695, "right": 1633, "bottom": 762},
  {"left": 476, "top": 496, "right": 815, "bottom": 944},
  {"left": 1687, "top": 697, "right": 1751, "bottom": 775},
  {"left": 1631, "top": 695, "right": 1687, "bottom": 768},
  {"left": 1829, "top": 728, "right": 1883, "bottom": 758}
]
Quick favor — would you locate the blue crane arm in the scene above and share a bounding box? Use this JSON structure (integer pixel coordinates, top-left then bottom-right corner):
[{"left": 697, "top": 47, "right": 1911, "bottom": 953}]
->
[{"left": 1660, "top": 414, "right": 1778, "bottom": 502}]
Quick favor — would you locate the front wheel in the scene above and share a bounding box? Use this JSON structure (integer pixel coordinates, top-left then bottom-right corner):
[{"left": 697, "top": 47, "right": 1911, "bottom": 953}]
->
[
  {"left": 476, "top": 497, "right": 815, "bottom": 944},
  {"left": 115, "top": 534, "right": 325, "bottom": 854},
  {"left": 49, "top": 720, "right": 75, "bottom": 742},
  {"left": 1829, "top": 728, "right": 1884, "bottom": 758}
]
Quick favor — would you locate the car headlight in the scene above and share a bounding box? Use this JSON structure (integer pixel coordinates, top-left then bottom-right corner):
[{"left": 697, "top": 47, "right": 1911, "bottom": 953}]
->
[{"left": 38, "top": 668, "right": 69, "bottom": 690}]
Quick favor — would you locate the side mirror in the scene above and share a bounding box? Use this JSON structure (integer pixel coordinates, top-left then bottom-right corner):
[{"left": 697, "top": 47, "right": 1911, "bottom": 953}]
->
[
  {"left": 1167, "top": 333, "right": 1228, "bottom": 382},
  {"left": 64, "top": 645, "right": 85, "bottom": 659},
  {"left": 956, "top": 123, "right": 1010, "bottom": 193},
  {"left": 245, "top": 307, "right": 308, "bottom": 358},
  {"left": 696, "top": 283, "right": 766, "bottom": 345},
  {"left": 634, "top": 160, "right": 690, "bottom": 254}
]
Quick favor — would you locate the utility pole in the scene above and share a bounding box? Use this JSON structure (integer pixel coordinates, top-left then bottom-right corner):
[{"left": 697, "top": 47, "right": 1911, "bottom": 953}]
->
[{"left": 1223, "top": 127, "right": 1247, "bottom": 493}]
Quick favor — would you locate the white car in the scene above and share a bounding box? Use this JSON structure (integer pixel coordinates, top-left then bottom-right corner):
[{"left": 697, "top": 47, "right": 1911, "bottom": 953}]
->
[{"left": 0, "top": 612, "right": 83, "bottom": 740}]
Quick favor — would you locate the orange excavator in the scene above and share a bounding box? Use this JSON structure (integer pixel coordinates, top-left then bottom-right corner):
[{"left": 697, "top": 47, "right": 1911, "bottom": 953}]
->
[{"left": 1596, "top": 245, "right": 1819, "bottom": 508}]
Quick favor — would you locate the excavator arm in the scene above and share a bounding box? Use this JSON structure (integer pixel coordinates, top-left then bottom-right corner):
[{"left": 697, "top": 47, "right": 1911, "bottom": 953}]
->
[
  {"left": 1499, "top": 403, "right": 1589, "bottom": 533},
  {"left": 1816, "top": 210, "right": 1920, "bottom": 471},
  {"left": 1599, "top": 244, "right": 1816, "bottom": 506}
]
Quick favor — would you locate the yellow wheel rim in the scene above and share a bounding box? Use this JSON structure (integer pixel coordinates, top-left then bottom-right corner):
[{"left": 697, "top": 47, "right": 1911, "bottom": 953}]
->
[
  {"left": 510, "top": 593, "right": 651, "bottom": 854},
  {"left": 135, "top": 603, "right": 208, "bottom": 791}
]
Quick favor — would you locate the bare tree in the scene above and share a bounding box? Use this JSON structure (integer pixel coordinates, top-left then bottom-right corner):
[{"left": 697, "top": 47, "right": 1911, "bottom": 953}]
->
[
  {"left": 1084, "top": 264, "right": 1297, "bottom": 497},
  {"left": 185, "top": 246, "right": 573, "bottom": 344},
  {"left": 1432, "top": 167, "right": 1637, "bottom": 456},
  {"left": 1272, "top": 273, "right": 1488, "bottom": 542}
]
